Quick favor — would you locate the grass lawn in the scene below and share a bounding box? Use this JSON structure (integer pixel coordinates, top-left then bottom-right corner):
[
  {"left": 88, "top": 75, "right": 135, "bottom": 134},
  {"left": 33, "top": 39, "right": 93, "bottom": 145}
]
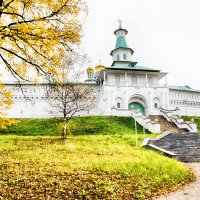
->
[{"left": 0, "top": 116, "right": 195, "bottom": 199}]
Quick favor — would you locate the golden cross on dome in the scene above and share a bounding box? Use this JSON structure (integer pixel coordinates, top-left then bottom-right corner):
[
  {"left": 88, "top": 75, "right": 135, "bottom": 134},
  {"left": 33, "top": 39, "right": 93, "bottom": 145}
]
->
[{"left": 118, "top": 19, "right": 123, "bottom": 25}]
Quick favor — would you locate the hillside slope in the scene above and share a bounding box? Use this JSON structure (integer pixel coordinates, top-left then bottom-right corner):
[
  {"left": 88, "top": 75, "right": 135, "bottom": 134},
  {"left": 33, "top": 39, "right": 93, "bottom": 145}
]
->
[{"left": 0, "top": 116, "right": 144, "bottom": 136}]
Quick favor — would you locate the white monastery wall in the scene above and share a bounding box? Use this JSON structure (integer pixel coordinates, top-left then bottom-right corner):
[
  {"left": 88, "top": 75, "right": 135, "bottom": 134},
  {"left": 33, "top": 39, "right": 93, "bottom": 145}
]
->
[
  {"left": 169, "top": 89, "right": 200, "bottom": 116},
  {"left": 4, "top": 82, "right": 200, "bottom": 118},
  {"left": 5, "top": 84, "right": 98, "bottom": 118}
]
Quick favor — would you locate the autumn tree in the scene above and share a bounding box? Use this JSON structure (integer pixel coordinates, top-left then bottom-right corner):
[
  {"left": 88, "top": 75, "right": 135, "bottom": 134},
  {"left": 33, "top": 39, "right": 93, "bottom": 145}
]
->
[
  {"left": 0, "top": 0, "right": 86, "bottom": 127},
  {"left": 0, "top": 0, "right": 87, "bottom": 81},
  {"left": 0, "top": 79, "right": 17, "bottom": 128},
  {"left": 46, "top": 53, "right": 96, "bottom": 139}
]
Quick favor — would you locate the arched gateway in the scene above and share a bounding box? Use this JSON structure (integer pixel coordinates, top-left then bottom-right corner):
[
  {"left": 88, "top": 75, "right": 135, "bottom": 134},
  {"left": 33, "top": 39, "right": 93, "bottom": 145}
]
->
[
  {"left": 128, "top": 95, "right": 147, "bottom": 115},
  {"left": 128, "top": 102, "right": 145, "bottom": 115}
]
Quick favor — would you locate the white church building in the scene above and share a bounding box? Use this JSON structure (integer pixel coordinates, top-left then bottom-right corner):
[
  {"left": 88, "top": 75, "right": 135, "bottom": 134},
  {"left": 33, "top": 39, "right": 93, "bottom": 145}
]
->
[
  {"left": 87, "top": 23, "right": 200, "bottom": 117},
  {"left": 4, "top": 23, "right": 200, "bottom": 132}
]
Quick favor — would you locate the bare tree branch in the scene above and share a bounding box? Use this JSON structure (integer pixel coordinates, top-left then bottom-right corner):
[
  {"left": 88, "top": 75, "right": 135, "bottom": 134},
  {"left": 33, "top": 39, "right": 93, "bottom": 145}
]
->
[{"left": 45, "top": 53, "right": 95, "bottom": 139}]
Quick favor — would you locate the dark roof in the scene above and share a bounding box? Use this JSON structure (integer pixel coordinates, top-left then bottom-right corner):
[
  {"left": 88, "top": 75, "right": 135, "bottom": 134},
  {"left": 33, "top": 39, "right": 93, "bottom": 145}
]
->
[
  {"left": 111, "top": 61, "right": 137, "bottom": 67},
  {"left": 114, "top": 24, "right": 128, "bottom": 35},
  {"left": 105, "top": 67, "right": 160, "bottom": 72},
  {"left": 107, "top": 61, "right": 161, "bottom": 72},
  {"left": 110, "top": 47, "right": 134, "bottom": 56}
]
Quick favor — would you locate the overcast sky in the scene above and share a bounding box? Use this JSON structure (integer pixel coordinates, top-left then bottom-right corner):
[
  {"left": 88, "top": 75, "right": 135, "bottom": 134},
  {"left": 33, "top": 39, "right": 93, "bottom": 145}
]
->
[{"left": 81, "top": 0, "right": 200, "bottom": 89}]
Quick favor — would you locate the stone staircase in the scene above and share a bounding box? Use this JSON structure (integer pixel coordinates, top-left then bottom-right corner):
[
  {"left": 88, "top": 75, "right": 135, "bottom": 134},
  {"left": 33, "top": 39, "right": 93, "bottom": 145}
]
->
[
  {"left": 159, "top": 107, "right": 197, "bottom": 132},
  {"left": 143, "top": 132, "right": 200, "bottom": 162},
  {"left": 149, "top": 115, "right": 188, "bottom": 133},
  {"left": 131, "top": 109, "right": 160, "bottom": 133}
]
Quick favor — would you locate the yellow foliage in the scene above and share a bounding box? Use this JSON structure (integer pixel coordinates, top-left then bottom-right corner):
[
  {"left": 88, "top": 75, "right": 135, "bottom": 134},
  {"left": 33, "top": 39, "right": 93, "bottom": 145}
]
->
[
  {"left": 0, "top": 82, "right": 12, "bottom": 113},
  {"left": 0, "top": 118, "right": 19, "bottom": 129},
  {"left": 0, "top": 79, "right": 18, "bottom": 128},
  {"left": 0, "top": 0, "right": 87, "bottom": 80},
  {"left": 0, "top": 0, "right": 86, "bottom": 126}
]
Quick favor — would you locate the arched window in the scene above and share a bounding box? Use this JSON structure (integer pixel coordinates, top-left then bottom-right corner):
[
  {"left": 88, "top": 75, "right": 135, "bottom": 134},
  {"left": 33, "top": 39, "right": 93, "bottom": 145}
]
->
[
  {"left": 153, "top": 97, "right": 160, "bottom": 110},
  {"left": 116, "top": 97, "right": 123, "bottom": 109},
  {"left": 117, "top": 103, "right": 121, "bottom": 108}
]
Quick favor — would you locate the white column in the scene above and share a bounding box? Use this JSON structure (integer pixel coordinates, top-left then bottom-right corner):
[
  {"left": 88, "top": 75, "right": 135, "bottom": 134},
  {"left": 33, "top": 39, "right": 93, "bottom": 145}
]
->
[
  {"left": 148, "top": 91, "right": 151, "bottom": 115},
  {"left": 160, "top": 92, "right": 163, "bottom": 108},
  {"left": 125, "top": 72, "right": 128, "bottom": 86},
  {"left": 123, "top": 91, "right": 126, "bottom": 109},
  {"left": 165, "top": 91, "right": 169, "bottom": 109},
  {"left": 145, "top": 73, "right": 148, "bottom": 87}
]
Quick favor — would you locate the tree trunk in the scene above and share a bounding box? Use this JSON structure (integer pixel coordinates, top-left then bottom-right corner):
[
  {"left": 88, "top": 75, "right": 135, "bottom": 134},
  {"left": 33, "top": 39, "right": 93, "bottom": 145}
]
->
[
  {"left": 0, "top": 0, "right": 3, "bottom": 7},
  {"left": 0, "top": 0, "right": 3, "bottom": 17},
  {"left": 63, "top": 117, "right": 67, "bottom": 139}
]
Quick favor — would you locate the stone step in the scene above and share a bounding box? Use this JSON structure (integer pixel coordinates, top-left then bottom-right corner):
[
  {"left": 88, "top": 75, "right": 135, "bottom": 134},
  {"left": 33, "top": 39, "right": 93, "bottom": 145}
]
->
[
  {"left": 149, "top": 115, "right": 187, "bottom": 133},
  {"left": 176, "top": 154, "right": 200, "bottom": 162},
  {"left": 143, "top": 132, "right": 200, "bottom": 162}
]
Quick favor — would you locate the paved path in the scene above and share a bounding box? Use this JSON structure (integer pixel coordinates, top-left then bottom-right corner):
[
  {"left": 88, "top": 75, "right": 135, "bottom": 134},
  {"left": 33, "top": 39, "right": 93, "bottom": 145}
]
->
[{"left": 153, "top": 163, "right": 200, "bottom": 200}]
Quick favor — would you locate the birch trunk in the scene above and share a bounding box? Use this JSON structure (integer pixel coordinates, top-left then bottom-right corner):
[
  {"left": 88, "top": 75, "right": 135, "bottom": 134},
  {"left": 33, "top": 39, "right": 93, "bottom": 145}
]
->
[{"left": 63, "top": 117, "right": 67, "bottom": 139}]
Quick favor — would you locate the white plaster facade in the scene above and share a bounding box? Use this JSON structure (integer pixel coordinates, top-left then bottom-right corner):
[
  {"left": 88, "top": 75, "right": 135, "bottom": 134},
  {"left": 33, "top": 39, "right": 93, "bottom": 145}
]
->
[
  {"left": 4, "top": 24, "right": 200, "bottom": 118},
  {"left": 5, "top": 83, "right": 98, "bottom": 118}
]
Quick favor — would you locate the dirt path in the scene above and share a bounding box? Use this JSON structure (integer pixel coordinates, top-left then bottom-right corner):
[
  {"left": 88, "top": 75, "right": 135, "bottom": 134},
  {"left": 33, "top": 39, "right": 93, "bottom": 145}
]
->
[{"left": 154, "top": 163, "right": 200, "bottom": 200}]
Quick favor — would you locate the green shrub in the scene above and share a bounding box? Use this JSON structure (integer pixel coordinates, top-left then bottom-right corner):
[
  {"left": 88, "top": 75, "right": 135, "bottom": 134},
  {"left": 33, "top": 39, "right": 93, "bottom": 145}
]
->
[
  {"left": 182, "top": 116, "right": 200, "bottom": 131},
  {"left": 0, "top": 118, "right": 62, "bottom": 136}
]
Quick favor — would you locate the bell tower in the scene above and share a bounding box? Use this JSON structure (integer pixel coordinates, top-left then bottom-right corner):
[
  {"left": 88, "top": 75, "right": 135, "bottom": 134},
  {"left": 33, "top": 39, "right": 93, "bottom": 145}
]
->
[{"left": 110, "top": 20, "right": 134, "bottom": 65}]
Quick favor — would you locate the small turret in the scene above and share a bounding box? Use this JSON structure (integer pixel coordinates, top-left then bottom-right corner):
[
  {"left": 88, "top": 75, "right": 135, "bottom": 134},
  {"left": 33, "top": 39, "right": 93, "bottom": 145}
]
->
[
  {"left": 87, "top": 67, "right": 94, "bottom": 79},
  {"left": 95, "top": 64, "right": 105, "bottom": 72}
]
